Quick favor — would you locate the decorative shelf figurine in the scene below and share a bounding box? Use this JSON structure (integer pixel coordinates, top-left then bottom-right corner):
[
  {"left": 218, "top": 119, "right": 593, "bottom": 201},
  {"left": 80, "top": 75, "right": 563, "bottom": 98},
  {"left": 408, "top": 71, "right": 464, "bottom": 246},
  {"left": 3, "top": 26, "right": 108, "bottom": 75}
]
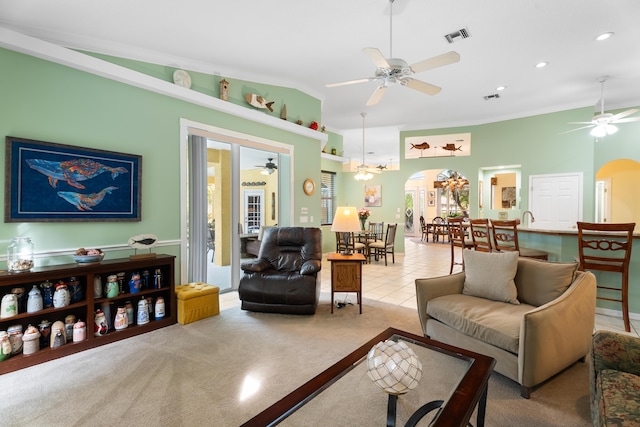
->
[{"left": 219, "top": 79, "right": 229, "bottom": 101}]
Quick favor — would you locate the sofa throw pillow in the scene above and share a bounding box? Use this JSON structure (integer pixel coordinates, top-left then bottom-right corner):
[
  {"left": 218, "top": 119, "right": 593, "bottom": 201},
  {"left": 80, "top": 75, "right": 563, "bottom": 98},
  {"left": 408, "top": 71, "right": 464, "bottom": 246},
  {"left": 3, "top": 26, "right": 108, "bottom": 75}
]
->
[
  {"left": 462, "top": 249, "right": 520, "bottom": 304},
  {"left": 515, "top": 257, "right": 578, "bottom": 306}
]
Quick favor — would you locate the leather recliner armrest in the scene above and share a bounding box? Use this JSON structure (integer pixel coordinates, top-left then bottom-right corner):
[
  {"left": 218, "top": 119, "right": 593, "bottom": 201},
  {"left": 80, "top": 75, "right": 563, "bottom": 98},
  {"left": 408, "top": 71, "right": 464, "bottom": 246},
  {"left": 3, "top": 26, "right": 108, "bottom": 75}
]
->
[
  {"left": 300, "top": 259, "right": 321, "bottom": 275},
  {"left": 240, "top": 259, "right": 271, "bottom": 272}
]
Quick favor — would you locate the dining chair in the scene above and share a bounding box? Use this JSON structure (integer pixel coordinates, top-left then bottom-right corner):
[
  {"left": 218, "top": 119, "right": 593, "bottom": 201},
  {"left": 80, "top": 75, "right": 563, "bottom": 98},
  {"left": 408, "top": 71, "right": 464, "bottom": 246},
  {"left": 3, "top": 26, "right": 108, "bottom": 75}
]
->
[
  {"left": 366, "top": 221, "right": 385, "bottom": 244},
  {"left": 335, "top": 232, "right": 366, "bottom": 257},
  {"left": 447, "top": 217, "right": 474, "bottom": 274},
  {"left": 419, "top": 216, "right": 429, "bottom": 241},
  {"left": 490, "top": 219, "right": 549, "bottom": 260},
  {"left": 469, "top": 218, "right": 493, "bottom": 252},
  {"left": 431, "top": 216, "right": 449, "bottom": 243},
  {"left": 577, "top": 221, "right": 635, "bottom": 332},
  {"left": 367, "top": 224, "right": 397, "bottom": 265}
]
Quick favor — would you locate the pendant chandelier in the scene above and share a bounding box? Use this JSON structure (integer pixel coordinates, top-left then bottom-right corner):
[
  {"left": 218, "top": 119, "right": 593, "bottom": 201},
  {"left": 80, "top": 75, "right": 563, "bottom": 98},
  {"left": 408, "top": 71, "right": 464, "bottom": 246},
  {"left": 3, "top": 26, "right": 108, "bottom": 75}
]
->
[
  {"left": 444, "top": 174, "right": 468, "bottom": 191},
  {"left": 355, "top": 112, "right": 374, "bottom": 181},
  {"left": 435, "top": 171, "right": 468, "bottom": 191}
]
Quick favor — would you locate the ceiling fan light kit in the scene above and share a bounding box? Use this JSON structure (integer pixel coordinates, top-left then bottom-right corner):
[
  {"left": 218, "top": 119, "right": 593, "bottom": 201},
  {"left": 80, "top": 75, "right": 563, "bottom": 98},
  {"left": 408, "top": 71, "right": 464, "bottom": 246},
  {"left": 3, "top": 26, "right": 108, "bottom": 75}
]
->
[
  {"left": 260, "top": 168, "right": 274, "bottom": 175},
  {"left": 590, "top": 124, "right": 617, "bottom": 138}
]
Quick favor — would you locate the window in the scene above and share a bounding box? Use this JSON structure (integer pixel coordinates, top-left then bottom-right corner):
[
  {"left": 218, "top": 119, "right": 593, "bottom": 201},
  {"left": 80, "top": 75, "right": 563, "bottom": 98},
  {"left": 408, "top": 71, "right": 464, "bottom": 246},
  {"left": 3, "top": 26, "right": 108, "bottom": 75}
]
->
[
  {"left": 321, "top": 171, "right": 336, "bottom": 225},
  {"left": 437, "top": 170, "right": 469, "bottom": 218}
]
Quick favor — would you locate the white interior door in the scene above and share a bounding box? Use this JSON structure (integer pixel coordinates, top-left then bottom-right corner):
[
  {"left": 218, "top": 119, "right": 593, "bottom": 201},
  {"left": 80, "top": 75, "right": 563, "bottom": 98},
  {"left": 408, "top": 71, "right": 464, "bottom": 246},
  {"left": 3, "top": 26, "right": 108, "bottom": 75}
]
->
[{"left": 529, "top": 173, "right": 583, "bottom": 230}]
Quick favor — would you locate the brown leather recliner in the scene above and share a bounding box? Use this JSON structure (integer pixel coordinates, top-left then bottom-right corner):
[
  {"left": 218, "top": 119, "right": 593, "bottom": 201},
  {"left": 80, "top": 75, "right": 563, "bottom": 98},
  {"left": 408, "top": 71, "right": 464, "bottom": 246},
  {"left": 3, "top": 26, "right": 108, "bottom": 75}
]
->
[{"left": 238, "top": 227, "right": 322, "bottom": 314}]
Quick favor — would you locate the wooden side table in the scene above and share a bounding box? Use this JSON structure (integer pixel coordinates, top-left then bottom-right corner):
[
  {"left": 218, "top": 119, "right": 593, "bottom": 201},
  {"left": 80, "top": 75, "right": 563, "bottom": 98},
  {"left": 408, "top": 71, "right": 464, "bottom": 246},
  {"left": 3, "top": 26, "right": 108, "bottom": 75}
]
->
[{"left": 327, "top": 252, "right": 366, "bottom": 314}]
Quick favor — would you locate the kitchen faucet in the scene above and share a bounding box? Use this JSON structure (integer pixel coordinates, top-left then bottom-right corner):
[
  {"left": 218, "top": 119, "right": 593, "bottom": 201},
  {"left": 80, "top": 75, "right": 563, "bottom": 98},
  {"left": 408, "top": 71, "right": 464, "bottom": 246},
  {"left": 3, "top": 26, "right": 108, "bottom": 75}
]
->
[{"left": 522, "top": 210, "right": 535, "bottom": 225}]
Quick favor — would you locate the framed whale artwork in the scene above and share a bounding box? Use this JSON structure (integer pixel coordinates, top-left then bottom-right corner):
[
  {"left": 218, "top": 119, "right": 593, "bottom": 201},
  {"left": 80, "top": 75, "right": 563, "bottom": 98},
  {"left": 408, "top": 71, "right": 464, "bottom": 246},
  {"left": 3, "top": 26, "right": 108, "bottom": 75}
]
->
[{"left": 5, "top": 136, "right": 142, "bottom": 222}]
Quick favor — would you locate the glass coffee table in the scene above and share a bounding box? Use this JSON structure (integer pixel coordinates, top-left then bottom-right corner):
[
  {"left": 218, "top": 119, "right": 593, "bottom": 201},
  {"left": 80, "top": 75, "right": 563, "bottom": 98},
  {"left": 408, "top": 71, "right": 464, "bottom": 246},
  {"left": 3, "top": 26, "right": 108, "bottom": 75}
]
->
[{"left": 241, "top": 328, "right": 495, "bottom": 427}]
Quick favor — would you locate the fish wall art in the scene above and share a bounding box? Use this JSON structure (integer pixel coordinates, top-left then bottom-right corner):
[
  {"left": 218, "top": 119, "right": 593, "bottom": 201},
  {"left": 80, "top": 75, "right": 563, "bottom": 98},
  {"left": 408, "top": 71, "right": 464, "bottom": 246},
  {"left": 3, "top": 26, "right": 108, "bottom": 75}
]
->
[{"left": 5, "top": 136, "right": 142, "bottom": 222}]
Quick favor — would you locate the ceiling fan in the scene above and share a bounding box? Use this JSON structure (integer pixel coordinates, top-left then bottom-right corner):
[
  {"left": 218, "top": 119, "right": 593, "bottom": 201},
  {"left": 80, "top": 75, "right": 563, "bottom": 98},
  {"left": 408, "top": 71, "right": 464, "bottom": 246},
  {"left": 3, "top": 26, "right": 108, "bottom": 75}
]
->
[
  {"left": 566, "top": 76, "right": 640, "bottom": 137},
  {"left": 256, "top": 158, "right": 277, "bottom": 175},
  {"left": 354, "top": 113, "right": 381, "bottom": 181},
  {"left": 326, "top": 0, "right": 460, "bottom": 107}
]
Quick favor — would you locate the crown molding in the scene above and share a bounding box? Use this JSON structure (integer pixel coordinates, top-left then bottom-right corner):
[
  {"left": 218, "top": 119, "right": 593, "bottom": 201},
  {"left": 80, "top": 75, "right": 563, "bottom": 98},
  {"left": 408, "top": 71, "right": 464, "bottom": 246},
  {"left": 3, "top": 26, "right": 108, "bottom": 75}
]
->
[{"left": 0, "top": 26, "right": 327, "bottom": 144}]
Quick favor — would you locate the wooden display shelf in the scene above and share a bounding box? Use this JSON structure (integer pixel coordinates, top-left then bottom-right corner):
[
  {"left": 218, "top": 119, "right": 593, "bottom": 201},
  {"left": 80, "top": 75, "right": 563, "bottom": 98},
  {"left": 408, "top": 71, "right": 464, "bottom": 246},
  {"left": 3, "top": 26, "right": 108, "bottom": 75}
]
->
[{"left": 0, "top": 254, "right": 176, "bottom": 375}]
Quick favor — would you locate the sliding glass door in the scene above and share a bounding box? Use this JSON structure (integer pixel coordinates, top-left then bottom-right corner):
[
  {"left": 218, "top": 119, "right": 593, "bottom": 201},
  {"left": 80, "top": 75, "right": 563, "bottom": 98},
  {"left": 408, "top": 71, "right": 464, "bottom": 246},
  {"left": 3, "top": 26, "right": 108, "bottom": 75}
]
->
[{"left": 183, "top": 124, "right": 291, "bottom": 293}]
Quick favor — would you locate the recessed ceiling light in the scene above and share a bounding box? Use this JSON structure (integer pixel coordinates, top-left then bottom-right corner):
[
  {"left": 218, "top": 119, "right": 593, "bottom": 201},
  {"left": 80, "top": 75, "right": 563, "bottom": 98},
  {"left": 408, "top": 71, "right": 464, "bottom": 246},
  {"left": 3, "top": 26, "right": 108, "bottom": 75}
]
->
[
  {"left": 596, "top": 32, "right": 614, "bottom": 41},
  {"left": 496, "top": 86, "right": 507, "bottom": 91},
  {"left": 535, "top": 61, "right": 549, "bottom": 68}
]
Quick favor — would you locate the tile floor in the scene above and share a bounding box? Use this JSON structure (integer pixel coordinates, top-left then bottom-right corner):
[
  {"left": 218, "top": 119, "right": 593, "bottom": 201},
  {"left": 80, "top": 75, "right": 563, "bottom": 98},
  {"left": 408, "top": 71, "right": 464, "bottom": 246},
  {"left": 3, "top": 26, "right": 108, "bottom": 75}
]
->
[{"left": 219, "top": 238, "right": 640, "bottom": 337}]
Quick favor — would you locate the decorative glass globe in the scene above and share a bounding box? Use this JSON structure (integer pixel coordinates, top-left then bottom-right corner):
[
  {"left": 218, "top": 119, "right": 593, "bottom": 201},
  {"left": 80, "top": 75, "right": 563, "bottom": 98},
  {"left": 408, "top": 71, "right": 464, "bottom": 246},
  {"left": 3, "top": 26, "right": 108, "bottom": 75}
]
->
[{"left": 366, "top": 340, "right": 423, "bottom": 395}]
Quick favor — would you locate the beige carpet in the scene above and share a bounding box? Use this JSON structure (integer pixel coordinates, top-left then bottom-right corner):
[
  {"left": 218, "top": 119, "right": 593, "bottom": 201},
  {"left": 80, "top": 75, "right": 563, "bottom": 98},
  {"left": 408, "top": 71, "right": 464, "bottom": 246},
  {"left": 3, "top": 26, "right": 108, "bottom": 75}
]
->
[{"left": 2, "top": 293, "right": 591, "bottom": 426}]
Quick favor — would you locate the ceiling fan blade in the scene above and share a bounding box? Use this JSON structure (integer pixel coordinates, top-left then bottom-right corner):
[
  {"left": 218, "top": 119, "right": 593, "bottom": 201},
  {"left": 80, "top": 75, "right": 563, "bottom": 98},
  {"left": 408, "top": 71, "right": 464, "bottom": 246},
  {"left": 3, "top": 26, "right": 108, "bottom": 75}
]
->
[
  {"left": 366, "top": 85, "right": 387, "bottom": 106},
  {"left": 610, "top": 108, "right": 639, "bottom": 122},
  {"left": 410, "top": 51, "right": 460, "bottom": 74},
  {"left": 613, "top": 116, "right": 640, "bottom": 124},
  {"left": 567, "top": 121, "right": 597, "bottom": 125},
  {"left": 326, "top": 78, "right": 374, "bottom": 88},
  {"left": 402, "top": 78, "right": 441, "bottom": 96},
  {"left": 559, "top": 124, "right": 596, "bottom": 135},
  {"left": 363, "top": 47, "right": 390, "bottom": 69}
]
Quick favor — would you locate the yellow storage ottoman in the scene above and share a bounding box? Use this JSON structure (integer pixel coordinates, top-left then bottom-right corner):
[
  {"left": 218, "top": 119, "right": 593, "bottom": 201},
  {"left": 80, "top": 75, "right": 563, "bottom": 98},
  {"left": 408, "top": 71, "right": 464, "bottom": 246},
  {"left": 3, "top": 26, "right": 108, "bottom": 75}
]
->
[{"left": 175, "top": 282, "right": 220, "bottom": 325}]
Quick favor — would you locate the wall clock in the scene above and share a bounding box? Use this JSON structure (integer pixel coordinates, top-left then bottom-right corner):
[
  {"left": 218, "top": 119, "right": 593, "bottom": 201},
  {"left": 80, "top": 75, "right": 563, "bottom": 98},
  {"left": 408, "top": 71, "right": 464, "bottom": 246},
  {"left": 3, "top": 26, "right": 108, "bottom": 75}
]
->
[{"left": 303, "top": 179, "right": 315, "bottom": 195}]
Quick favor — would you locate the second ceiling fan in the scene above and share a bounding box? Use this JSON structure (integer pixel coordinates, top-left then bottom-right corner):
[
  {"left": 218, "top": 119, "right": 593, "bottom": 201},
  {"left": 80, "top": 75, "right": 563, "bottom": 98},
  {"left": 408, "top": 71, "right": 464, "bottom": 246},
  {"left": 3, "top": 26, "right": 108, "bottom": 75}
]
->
[
  {"left": 566, "top": 76, "right": 640, "bottom": 137},
  {"left": 326, "top": 0, "right": 461, "bottom": 107}
]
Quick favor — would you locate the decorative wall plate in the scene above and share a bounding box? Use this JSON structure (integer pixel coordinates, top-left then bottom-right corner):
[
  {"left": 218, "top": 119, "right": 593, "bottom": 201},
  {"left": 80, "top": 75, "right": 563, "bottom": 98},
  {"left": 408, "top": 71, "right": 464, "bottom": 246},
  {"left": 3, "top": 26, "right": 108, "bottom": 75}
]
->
[{"left": 173, "top": 70, "right": 192, "bottom": 88}]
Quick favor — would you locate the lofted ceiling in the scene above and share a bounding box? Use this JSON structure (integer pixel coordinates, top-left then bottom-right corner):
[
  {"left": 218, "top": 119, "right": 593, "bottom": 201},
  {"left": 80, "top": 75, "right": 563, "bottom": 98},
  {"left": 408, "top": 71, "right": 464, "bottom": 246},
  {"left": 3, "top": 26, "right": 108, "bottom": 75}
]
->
[{"left": 1, "top": 0, "right": 640, "bottom": 167}]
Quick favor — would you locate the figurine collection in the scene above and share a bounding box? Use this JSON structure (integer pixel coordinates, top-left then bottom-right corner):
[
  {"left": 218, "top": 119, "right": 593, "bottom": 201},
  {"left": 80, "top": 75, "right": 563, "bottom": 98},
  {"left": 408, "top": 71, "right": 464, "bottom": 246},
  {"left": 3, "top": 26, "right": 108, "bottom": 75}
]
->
[{"left": 0, "top": 268, "right": 168, "bottom": 362}]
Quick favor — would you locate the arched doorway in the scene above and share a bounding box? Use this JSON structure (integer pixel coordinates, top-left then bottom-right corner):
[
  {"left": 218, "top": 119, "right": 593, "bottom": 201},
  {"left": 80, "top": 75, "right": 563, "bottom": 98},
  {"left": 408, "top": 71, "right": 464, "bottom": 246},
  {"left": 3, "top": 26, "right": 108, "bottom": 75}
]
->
[
  {"left": 404, "top": 168, "right": 469, "bottom": 236},
  {"left": 596, "top": 159, "right": 640, "bottom": 227}
]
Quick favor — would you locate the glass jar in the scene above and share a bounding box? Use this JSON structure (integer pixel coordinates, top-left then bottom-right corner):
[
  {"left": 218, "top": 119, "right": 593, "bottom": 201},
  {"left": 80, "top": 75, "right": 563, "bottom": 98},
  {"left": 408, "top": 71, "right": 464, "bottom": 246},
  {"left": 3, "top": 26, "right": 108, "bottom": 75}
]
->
[{"left": 7, "top": 237, "right": 34, "bottom": 272}]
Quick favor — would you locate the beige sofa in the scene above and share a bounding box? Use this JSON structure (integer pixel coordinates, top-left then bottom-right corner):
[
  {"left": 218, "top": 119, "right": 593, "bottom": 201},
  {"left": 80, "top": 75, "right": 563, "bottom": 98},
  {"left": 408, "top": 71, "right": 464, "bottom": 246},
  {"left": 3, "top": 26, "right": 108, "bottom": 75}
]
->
[{"left": 415, "top": 251, "right": 596, "bottom": 398}]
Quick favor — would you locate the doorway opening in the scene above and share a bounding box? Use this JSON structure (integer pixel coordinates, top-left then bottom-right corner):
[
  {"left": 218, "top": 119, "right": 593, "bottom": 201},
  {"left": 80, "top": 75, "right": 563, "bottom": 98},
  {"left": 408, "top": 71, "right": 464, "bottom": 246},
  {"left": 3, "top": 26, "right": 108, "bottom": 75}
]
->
[{"left": 180, "top": 120, "right": 292, "bottom": 292}]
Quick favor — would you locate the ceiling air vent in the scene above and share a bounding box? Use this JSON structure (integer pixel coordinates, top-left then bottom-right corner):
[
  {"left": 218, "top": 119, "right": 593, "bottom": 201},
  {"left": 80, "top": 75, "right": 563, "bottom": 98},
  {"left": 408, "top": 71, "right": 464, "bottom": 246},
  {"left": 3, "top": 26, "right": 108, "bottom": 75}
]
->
[
  {"left": 483, "top": 94, "right": 500, "bottom": 100},
  {"left": 444, "top": 27, "right": 471, "bottom": 44}
]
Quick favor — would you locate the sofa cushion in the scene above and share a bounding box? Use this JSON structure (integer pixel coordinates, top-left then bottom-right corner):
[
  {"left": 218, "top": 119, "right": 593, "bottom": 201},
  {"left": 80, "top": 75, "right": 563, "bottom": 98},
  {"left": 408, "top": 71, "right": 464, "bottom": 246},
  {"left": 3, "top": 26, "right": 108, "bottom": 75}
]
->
[
  {"left": 462, "top": 250, "right": 520, "bottom": 304},
  {"left": 596, "top": 369, "right": 640, "bottom": 426},
  {"left": 515, "top": 258, "right": 578, "bottom": 306},
  {"left": 427, "top": 294, "right": 535, "bottom": 354}
]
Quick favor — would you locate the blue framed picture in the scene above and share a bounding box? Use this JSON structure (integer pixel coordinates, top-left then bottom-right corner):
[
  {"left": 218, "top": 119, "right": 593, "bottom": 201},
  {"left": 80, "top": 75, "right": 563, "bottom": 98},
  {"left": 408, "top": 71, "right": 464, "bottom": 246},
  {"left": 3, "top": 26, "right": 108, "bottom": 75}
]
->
[{"left": 5, "top": 136, "right": 142, "bottom": 222}]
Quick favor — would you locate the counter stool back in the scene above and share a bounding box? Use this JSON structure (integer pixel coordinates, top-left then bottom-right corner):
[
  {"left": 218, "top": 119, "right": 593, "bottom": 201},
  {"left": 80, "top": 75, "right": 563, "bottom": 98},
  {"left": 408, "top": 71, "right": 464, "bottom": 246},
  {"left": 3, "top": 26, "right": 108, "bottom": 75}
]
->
[{"left": 577, "top": 221, "right": 635, "bottom": 332}]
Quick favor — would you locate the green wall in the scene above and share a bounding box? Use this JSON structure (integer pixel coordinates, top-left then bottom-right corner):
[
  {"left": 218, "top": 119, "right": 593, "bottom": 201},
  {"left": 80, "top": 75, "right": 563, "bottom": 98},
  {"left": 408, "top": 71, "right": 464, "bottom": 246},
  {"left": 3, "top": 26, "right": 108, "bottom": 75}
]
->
[
  {"left": 5, "top": 43, "right": 640, "bottom": 315},
  {"left": 0, "top": 47, "right": 323, "bottom": 278},
  {"left": 334, "top": 107, "right": 640, "bottom": 254}
]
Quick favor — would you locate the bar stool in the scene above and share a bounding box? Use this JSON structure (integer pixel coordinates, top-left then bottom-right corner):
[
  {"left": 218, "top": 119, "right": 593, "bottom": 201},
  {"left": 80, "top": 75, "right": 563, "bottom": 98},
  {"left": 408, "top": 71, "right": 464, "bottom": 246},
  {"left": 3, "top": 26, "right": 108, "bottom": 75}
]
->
[
  {"left": 448, "top": 217, "right": 474, "bottom": 274},
  {"left": 490, "top": 219, "right": 549, "bottom": 260},
  {"left": 469, "top": 218, "right": 493, "bottom": 252},
  {"left": 577, "top": 222, "right": 635, "bottom": 332}
]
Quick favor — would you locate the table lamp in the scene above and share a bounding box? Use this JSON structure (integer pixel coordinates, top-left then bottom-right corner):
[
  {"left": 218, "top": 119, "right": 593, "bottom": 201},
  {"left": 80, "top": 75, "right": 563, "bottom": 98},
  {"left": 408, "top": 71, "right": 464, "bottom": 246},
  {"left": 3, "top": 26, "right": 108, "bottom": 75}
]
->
[{"left": 331, "top": 206, "right": 361, "bottom": 255}]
